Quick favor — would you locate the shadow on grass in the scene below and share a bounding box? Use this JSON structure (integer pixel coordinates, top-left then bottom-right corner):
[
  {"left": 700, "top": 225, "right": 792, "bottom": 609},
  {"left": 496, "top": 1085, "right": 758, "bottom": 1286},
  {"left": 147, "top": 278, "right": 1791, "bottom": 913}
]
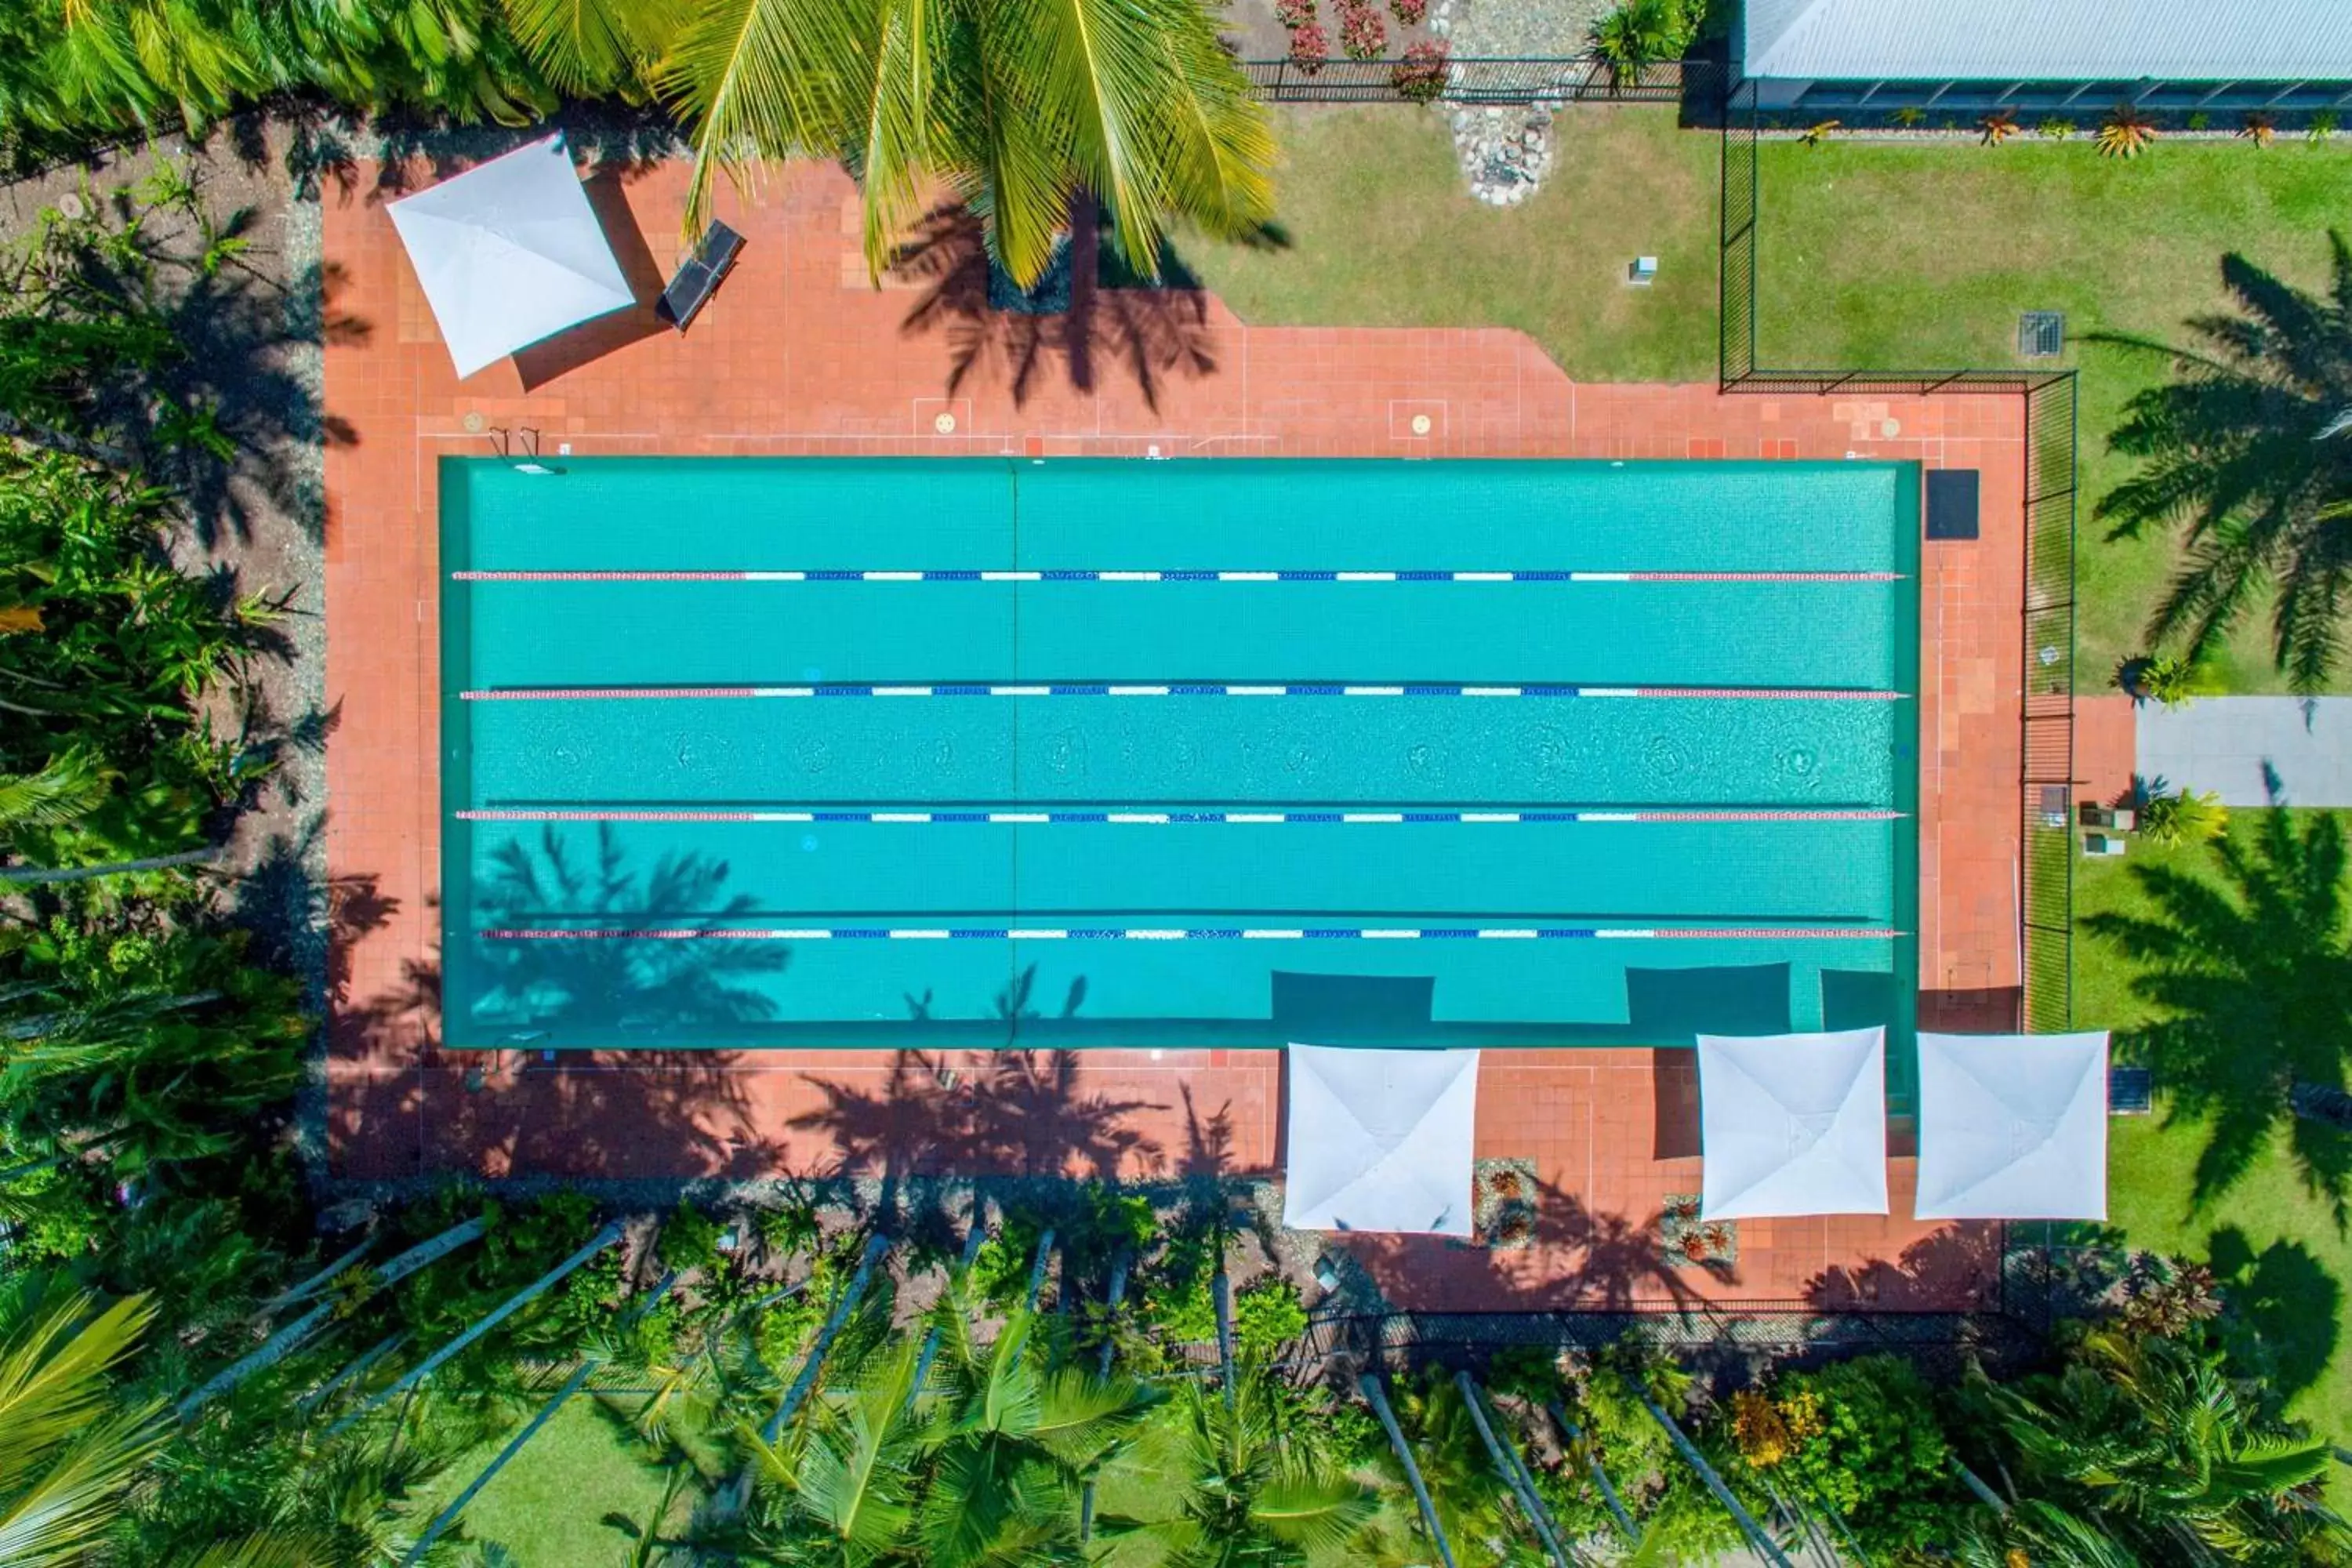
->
[
  {"left": 2082, "top": 800, "right": 2352, "bottom": 1225},
  {"left": 2209, "top": 1223, "right": 2341, "bottom": 1399}
]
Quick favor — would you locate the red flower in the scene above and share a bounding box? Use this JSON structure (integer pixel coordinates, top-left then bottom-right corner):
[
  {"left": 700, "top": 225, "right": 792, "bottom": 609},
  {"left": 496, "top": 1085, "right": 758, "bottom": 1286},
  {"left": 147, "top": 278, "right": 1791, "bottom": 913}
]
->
[
  {"left": 1391, "top": 0, "right": 1428, "bottom": 22},
  {"left": 1340, "top": 2, "right": 1387, "bottom": 60},
  {"left": 1288, "top": 20, "right": 1329, "bottom": 70},
  {"left": 1392, "top": 39, "right": 1447, "bottom": 100}
]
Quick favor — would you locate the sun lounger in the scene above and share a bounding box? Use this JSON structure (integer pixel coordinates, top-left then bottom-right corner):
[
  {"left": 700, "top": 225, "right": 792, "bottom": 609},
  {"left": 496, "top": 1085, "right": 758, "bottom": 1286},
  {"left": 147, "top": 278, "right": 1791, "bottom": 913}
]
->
[{"left": 657, "top": 220, "right": 743, "bottom": 332}]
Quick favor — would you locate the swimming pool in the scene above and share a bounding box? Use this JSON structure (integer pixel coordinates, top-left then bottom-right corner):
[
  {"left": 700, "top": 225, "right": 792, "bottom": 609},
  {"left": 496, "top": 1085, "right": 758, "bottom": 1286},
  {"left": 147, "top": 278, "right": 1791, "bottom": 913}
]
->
[{"left": 441, "top": 458, "right": 1918, "bottom": 1054}]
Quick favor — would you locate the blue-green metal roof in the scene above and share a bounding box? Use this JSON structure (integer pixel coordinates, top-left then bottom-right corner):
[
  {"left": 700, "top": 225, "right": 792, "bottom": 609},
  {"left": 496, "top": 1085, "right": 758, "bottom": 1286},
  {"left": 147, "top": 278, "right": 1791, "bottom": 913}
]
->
[{"left": 1744, "top": 0, "right": 2352, "bottom": 82}]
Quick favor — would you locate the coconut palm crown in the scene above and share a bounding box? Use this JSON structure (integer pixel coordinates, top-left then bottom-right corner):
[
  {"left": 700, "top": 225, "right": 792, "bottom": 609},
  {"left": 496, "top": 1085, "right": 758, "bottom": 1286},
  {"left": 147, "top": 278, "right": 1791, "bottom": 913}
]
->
[{"left": 2096, "top": 230, "right": 2352, "bottom": 691}]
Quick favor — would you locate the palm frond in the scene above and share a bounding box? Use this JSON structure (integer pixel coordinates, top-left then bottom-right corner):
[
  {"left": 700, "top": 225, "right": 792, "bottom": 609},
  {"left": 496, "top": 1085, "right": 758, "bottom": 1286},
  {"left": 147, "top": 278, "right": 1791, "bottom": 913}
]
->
[
  {"left": 655, "top": 0, "right": 865, "bottom": 234},
  {"left": 0, "top": 749, "right": 109, "bottom": 833},
  {"left": 501, "top": 0, "right": 677, "bottom": 93}
]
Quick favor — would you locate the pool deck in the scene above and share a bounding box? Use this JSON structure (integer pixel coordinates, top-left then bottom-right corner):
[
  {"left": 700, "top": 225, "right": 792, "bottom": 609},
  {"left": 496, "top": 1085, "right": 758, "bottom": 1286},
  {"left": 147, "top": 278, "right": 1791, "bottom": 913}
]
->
[{"left": 323, "top": 157, "right": 2027, "bottom": 1312}]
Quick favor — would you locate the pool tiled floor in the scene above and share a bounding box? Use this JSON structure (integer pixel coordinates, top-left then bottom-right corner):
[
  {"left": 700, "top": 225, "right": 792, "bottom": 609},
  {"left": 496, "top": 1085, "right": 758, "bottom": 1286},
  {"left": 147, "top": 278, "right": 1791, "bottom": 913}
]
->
[{"left": 323, "top": 157, "right": 2027, "bottom": 1312}]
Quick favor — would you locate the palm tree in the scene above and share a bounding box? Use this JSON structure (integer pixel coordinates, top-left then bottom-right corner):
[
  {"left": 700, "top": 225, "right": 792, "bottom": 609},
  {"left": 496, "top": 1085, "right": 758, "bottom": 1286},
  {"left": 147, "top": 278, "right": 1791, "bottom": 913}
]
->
[
  {"left": 913, "top": 1296, "right": 1158, "bottom": 1566},
  {"left": 739, "top": 1334, "right": 930, "bottom": 1563},
  {"left": 1969, "top": 1329, "right": 2347, "bottom": 1564},
  {"left": 0, "top": 1276, "right": 166, "bottom": 1568},
  {"left": 1099, "top": 1363, "right": 1377, "bottom": 1566},
  {"left": 2096, "top": 232, "right": 2352, "bottom": 691},
  {"left": 656, "top": 0, "right": 1276, "bottom": 289}
]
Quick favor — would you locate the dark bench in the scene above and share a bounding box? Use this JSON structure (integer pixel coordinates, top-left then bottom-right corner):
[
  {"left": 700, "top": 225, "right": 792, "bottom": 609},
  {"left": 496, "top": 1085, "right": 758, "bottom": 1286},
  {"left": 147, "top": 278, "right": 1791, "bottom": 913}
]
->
[
  {"left": 2109, "top": 1066, "right": 2153, "bottom": 1115},
  {"left": 657, "top": 220, "right": 744, "bottom": 332}
]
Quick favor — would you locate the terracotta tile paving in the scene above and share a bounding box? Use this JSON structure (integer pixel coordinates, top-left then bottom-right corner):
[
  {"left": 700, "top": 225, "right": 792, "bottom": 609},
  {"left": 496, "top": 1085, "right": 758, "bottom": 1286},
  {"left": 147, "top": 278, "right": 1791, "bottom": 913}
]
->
[
  {"left": 322, "top": 155, "right": 2034, "bottom": 1313},
  {"left": 2075, "top": 694, "right": 2138, "bottom": 808}
]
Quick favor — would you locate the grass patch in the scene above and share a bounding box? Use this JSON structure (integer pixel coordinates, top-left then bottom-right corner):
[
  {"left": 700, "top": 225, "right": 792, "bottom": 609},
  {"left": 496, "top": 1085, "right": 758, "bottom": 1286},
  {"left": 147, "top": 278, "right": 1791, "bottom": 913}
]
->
[
  {"left": 2074, "top": 808, "right": 2352, "bottom": 1481},
  {"left": 415, "top": 1395, "right": 694, "bottom": 1566},
  {"left": 1185, "top": 104, "right": 1720, "bottom": 382},
  {"left": 1754, "top": 137, "right": 2352, "bottom": 693}
]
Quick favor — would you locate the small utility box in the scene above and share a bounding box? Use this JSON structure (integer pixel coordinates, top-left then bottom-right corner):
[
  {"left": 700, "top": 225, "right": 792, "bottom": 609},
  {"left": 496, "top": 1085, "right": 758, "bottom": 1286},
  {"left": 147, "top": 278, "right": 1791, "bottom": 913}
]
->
[{"left": 1626, "top": 256, "right": 1658, "bottom": 286}]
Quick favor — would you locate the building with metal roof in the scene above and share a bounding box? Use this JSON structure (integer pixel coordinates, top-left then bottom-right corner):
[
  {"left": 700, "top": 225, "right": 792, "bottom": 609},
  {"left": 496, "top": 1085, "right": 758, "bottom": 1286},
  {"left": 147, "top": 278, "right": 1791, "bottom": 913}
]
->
[{"left": 1740, "top": 0, "right": 2352, "bottom": 113}]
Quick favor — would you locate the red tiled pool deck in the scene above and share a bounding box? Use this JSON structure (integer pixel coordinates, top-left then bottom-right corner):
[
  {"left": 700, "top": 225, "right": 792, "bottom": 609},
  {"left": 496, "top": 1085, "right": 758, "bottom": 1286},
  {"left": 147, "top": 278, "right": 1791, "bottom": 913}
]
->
[{"left": 324, "top": 158, "right": 2034, "bottom": 1313}]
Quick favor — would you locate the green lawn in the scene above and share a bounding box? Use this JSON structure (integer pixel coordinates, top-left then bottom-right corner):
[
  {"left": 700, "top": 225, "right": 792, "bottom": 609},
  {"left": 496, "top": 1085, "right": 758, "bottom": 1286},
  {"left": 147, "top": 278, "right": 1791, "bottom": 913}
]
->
[
  {"left": 1192, "top": 111, "right": 2352, "bottom": 695},
  {"left": 1185, "top": 104, "right": 1721, "bottom": 382},
  {"left": 1755, "top": 136, "right": 2352, "bottom": 693},
  {"left": 2073, "top": 811, "right": 2352, "bottom": 1483},
  {"left": 416, "top": 1395, "right": 694, "bottom": 1566}
]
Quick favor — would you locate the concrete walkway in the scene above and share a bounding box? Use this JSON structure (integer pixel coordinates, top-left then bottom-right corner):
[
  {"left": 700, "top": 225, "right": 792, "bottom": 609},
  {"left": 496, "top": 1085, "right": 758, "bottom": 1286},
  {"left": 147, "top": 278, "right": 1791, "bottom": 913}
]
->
[{"left": 2136, "top": 697, "right": 2352, "bottom": 806}]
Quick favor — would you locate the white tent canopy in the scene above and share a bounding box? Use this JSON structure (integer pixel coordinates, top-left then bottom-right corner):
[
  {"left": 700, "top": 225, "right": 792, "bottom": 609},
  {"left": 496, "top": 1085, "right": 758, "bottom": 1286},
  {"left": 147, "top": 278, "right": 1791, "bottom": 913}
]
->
[
  {"left": 387, "top": 134, "right": 635, "bottom": 379},
  {"left": 1915, "top": 1031, "right": 2110, "bottom": 1221},
  {"left": 1697, "top": 1028, "right": 1888, "bottom": 1220},
  {"left": 1283, "top": 1044, "right": 1479, "bottom": 1236}
]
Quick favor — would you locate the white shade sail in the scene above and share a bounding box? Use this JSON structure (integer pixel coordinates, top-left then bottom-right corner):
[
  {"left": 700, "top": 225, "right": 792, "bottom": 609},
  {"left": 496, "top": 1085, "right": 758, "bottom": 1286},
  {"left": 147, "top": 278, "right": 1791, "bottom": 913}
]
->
[
  {"left": 1915, "top": 1031, "right": 2110, "bottom": 1221},
  {"left": 1697, "top": 1028, "right": 1888, "bottom": 1219},
  {"left": 1283, "top": 1044, "right": 1480, "bottom": 1236},
  {"left": 387, "top": 134, "right": 635, "bottom": 378}
]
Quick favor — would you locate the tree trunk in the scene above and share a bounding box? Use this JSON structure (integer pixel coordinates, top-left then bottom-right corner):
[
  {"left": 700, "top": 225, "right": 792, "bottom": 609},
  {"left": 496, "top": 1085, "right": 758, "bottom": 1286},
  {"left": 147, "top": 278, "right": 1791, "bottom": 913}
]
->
[{"left": 1, "top": 844, "right": 220, "bottom": 884}]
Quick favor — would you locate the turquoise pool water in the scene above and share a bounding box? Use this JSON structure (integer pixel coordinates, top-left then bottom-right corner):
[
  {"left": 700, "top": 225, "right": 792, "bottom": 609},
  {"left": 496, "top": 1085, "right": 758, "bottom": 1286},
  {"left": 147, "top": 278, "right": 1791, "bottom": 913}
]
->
[{"left": 441, "top": 458, "right": 1918, "bottom": 1051}]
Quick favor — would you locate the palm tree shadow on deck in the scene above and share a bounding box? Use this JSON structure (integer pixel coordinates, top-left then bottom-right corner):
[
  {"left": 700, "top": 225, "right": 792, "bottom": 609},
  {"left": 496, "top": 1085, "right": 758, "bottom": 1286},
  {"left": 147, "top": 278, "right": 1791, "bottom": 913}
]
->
[
  {"left": 889, "top": 203, "right": 1223, "bottom": 411},
  {"left": 1320, "top": 1171, "right": 1735, "bottom": 1317},
  {"left": 789, "top": 1048, "right": 1171, "bottom": 1181},
  {"left": 2081, "top": 795, "right": 2352, "bottom": 1225},
  {"left": 328, "top": 825, "right": 793, "bottom": 1182}
]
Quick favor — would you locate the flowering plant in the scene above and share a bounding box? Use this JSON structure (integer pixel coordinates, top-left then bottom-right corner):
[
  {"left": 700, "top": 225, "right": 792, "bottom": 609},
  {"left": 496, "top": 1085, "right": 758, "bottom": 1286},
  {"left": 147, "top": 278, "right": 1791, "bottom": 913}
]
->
[
  {"left": 1392, "top": 39, "right": 1446, "bottom": 101},
  {"left": 1287, "top": 20, "right": 1328, "bottom": 69},
  {"left": 1340, "top": 2, "right": 1387, "bottom": 59}
]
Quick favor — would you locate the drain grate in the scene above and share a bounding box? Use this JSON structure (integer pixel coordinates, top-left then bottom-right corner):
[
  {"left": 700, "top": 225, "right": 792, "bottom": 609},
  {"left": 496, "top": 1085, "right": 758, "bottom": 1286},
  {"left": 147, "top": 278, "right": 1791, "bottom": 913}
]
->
[{"left": 2019, "top": 310, "right": 2065, "bottom": 358}]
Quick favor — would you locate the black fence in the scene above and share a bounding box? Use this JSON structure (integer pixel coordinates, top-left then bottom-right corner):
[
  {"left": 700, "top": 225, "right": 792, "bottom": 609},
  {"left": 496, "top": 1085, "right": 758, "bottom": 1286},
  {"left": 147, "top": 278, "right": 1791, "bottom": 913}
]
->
[
  {"left": 1718, "top": 81, "right": 2078, "bottom": 1032},
  {"left": 1242, "top": 55, "right": 1690, "bottom": 105}
]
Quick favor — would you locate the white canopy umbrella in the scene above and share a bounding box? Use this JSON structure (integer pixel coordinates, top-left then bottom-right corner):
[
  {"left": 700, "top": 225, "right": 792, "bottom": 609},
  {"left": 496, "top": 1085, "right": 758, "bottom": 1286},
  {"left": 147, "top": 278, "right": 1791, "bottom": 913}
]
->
[
  {"left": 1283, "top": 1044, "right": 1479, "bottom": 1236},
  {"left": 1697, "top": 1027, "right": 1888, "bottom": 1220},
  {"left": 1915, "top": 1031, "right": 2110, "bottom": 1220},
  {"left": 387, "top": 134, "right": 635, "bottom": 379}
]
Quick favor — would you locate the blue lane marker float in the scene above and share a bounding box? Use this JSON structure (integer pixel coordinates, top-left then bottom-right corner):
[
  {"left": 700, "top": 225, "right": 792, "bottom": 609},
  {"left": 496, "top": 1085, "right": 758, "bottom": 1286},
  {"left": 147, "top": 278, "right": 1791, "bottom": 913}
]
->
[
  {"left": 457, "top": 807, "right": 1908, "bottom": 826},
  {"left": 461, "top": 683, "right": 1905, "bottom": 702},
  {"left": 453, "top": 568, "right": 1906, "bottom": 585},
  {"left": 482, "top": 924, "right": 1904, "bottom": 942}
]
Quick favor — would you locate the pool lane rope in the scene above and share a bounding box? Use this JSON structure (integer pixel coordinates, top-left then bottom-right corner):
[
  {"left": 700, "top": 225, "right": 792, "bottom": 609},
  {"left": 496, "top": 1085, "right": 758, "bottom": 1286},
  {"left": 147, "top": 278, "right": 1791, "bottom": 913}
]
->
[
  {"left": 481, "top": 925, "right": 1902, "bottom": 942},
  {"left": 452, "top": 568, "right": 1906, "bottom": 584},
  {"left": 460, "top": 683, "right": 1906, "bottom": 702},
  {"left": 458, "top": 808, "right": 1908, "bottom": 826}
]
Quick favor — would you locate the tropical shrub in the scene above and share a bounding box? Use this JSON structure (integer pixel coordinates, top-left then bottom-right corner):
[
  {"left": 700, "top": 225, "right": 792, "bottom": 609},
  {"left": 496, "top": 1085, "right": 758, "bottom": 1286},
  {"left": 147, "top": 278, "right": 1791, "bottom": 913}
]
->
[
  {"left": 1288, "top": 22, "right": 1330, "bottom": 69},
  {"left": 1390, "top": 0, "right": 1428, "bottom": 22},
  {"left": 2096, "top": 103, "right": 2159, "bottom": 158},
  {"left": 1339, "top": 2, "right": 1388, "bottom": 60},
  {"left": 2243, "top": 111, "right": 2277, "bottom": 146},
  {"left": 1980, "top": 108, "right": 2020, "bottom": 143},
  {"left": 2040, "top": 117, "right": 2078, "bottom": 139},
  {"left": 2120, "top": 650, "right": 2217, "bottom": 706},
  {"left": 1744, "top": 1356, "right": 1965, "bottom": 1556},
  {"left": 1392, "top": 41, "right": 1449, "bottom": 103},
  {"left": 1590, "top": 0, "right": 1697, "bottom": 86},
  {"left": 2136, "top": 781, "right": 2228, "bottom": 848},
  {"left": 1275, "top": 0, "right": 1316, "bottom": 26},
  {"left": 2310, "top": 108, "right": 2338, "bottom": 142},
  {"left": 1231, "top": 1276, "right": 1308, "bottom": 1359},
  {"left": 0, "top": 448, "right": 271, "bottom": 871}
]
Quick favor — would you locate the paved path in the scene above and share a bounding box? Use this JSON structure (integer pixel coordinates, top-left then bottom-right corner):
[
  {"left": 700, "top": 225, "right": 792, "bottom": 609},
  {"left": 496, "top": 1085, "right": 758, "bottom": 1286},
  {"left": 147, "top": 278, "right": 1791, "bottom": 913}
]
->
[{"left": 2136, "top": 697, "right": 2352, "bottom": 806}]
